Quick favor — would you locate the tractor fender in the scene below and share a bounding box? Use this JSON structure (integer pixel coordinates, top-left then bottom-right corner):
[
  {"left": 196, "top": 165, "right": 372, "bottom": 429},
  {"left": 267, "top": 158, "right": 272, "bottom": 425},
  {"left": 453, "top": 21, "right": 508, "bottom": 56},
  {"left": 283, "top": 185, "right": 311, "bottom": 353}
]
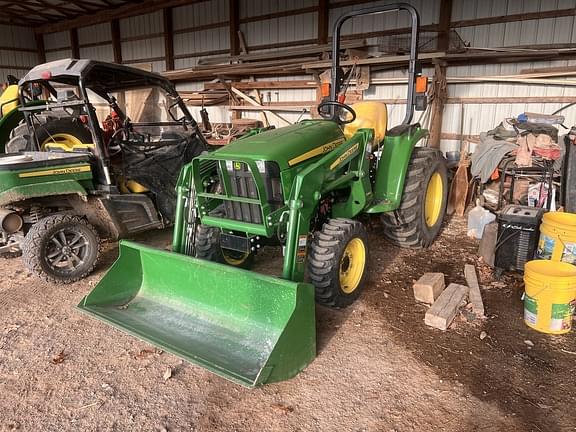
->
[
  {"left": 0, "top": 108, "right": 24, "bottom": 152},
  {"left": 366, "top": 125, "right": 429, "bottom": 213},
  {"left": 0, "top": 180, "right": 87, "bottom": 207}
]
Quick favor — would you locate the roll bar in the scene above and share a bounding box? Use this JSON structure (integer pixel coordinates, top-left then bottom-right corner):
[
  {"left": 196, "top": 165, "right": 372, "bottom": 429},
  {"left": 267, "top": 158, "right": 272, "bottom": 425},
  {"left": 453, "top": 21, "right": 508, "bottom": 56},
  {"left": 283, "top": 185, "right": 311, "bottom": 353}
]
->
[{"left": 330, "top": 3, "right": 420, "bottom": 125}]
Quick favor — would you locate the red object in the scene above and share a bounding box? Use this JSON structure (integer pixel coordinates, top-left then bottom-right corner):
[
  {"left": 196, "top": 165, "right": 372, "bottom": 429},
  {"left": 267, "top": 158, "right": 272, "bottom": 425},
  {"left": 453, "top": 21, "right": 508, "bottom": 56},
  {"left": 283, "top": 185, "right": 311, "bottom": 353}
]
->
[
  {"left": 79, "top": 115, "right": 88, "bottom": 124},
  {"left": 40, "top": 70, "right": 52, "bottom": 80},
  {"left": 338, "top": 94, "right": 346, "bottom": 103},
  {"left": 320, "top": 82, "right": 330, "bottom": 97}
]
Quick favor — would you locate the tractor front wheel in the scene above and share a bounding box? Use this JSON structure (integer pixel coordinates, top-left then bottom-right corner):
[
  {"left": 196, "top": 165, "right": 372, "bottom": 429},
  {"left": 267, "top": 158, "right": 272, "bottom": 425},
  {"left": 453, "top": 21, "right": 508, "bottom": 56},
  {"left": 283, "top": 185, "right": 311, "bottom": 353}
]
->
[
  {"left": 381, "top": 147, "right": 448, "bottom": 248},
  {"left": 195, "top": 225, "right": 254, "bottom": 269},
  {"left": 22, "top": 215, "right": 101, "bottom": 283},
  {"left": 308, "top": 218, "right": 368, "bottom": 308}
]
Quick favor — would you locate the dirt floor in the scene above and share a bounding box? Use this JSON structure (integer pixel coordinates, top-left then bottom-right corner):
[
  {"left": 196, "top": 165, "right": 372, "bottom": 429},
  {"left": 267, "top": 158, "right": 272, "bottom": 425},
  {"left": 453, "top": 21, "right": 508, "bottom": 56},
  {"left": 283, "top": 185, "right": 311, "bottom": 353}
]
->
[{"left": 0, "top": 216, "right": 574, "bottom": 432}]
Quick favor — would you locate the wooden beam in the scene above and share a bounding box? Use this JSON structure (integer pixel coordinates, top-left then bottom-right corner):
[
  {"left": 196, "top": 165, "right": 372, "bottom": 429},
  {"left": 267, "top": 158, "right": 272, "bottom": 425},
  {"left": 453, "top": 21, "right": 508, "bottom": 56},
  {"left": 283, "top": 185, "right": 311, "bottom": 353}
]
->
[
  {"left": 230, "top": 87, "right": 292, "bottom": 126},
  {"left": 318, "top": 0, "right": 329, "bottom": 45},
  {"left": 111, "top": 19, "right": 122, "bottom": 64},
  {"left": 451, "top": 8, "right": 576, "bottom": 28},
  {"left": 428, "top": 63, "right": 447, "bottom": 149},
  {"left": 239, "top": 6, "right": 318, "bottom": 24},
  {"left": 37, "top": 0, "right": 211, "bottom": 34},
  {"left": 35, "top": 33, "right": 46, "bottom": 64},
  {"left": 205, "top": 80, "right": 317, "bottom": 90},
  {"left": 70, "top": 28, "right": 80, "bottom": 59},
  {"left": 437, "top": 0, "right": 452, "bottom": 51},
  {"left": 229, "top": 0, "right": 240, "bottom": 56},
  {"left": 163, "top": 8, "right": 175, "bottom": 71}
]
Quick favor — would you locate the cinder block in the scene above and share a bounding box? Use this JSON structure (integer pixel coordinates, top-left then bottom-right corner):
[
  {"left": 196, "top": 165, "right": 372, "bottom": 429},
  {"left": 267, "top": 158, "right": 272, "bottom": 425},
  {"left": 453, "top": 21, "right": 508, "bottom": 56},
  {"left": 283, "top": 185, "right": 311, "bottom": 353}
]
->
[{"left": 413, "top": 272, "right": 445, "bottom": 304}]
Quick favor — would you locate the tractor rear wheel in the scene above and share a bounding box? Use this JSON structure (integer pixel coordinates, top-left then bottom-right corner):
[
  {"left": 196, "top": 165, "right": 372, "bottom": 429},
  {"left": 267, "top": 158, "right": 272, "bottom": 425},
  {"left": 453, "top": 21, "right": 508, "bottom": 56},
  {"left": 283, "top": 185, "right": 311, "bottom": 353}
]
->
[
  {"left": 195, "top": 224, "right": 254, "bottom": 269},
  {"left": 381, "top": 147, "right": 448, "bottom": 248},
  {"left": 308, "top": 218, "right": 368, "bottom": 308},
  {"left": 22, "top": 214, "right": 100, "bottom": 283}
]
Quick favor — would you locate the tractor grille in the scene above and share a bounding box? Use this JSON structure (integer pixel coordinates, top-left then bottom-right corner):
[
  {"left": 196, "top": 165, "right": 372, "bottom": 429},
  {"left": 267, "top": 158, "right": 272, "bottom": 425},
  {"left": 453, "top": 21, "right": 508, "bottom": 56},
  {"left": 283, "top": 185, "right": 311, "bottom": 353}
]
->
[{"left": 216, "top": 160, "right": 283, "bottom": 225}]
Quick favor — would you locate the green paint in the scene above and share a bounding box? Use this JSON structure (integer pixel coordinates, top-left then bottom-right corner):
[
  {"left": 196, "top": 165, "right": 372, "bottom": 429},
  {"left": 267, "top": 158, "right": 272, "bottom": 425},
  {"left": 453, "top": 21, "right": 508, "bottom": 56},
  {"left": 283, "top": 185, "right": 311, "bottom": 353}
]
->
[{"left": 78, "top": 241, "right": 316, "bottom": 387}]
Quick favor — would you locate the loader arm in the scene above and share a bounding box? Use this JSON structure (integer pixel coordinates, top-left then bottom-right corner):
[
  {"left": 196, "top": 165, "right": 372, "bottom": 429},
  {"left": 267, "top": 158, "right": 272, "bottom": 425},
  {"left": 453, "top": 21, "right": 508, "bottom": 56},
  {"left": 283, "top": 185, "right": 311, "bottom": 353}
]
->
[{"left": 282, "top": 128, "right": 374, "bottom": 282}]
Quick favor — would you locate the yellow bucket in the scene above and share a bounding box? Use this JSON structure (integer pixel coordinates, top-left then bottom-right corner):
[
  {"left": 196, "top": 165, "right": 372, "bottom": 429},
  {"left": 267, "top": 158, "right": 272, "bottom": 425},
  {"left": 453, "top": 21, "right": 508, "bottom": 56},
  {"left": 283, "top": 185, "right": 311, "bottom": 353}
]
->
[
  {"left": 523, "top": 260, "right": 576, "bottom": 334},
  {"left": 537, "top": 212, "right": 576, "bottom": 264}
]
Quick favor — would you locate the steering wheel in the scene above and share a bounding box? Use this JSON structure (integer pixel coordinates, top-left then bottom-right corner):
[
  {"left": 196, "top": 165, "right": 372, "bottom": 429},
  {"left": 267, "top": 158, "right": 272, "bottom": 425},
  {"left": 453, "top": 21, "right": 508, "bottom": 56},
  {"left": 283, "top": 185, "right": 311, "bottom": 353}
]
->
[{"left": 317, "top": 100, "right": 356, "bottom": 124}]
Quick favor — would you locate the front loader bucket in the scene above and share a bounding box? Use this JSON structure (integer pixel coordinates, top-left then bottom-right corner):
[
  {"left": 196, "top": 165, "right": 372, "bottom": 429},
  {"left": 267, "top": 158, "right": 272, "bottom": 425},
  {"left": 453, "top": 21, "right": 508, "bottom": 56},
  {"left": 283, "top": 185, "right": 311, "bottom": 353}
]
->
[{"left": 78, "top": 241, "right": 316, "bottom": 387}]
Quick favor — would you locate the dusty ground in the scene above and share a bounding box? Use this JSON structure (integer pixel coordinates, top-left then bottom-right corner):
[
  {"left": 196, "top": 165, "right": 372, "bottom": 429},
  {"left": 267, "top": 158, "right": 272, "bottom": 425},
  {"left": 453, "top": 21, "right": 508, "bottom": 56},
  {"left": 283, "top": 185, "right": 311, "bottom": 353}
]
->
[{"left": 0, "top": 217, "right": 574, "bottom": 432}]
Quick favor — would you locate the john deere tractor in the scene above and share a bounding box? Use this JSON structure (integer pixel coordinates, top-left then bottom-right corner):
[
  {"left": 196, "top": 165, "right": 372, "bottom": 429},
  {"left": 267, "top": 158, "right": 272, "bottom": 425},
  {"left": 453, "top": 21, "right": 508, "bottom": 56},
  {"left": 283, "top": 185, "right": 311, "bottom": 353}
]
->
[
  {"left": 79, "top": 4, "right": 448, "bottom": 387},
  {"left": 0, "top": 59, "right": 207, "bottom": 282}
]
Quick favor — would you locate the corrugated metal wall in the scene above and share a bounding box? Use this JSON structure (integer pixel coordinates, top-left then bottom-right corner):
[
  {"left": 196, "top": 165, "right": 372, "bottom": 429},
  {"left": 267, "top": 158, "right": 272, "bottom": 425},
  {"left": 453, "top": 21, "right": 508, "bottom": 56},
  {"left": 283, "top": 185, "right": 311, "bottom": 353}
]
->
[
  {"left": 32, "top": 0, "right": 576, "bottom": 151},
  {"left": 0, "top": 25, "right": 37, "bottom": 83}
]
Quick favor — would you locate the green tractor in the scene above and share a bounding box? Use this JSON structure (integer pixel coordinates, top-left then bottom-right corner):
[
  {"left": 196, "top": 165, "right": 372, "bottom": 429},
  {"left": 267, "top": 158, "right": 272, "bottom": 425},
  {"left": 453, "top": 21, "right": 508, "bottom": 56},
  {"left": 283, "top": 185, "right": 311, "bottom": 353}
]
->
[
  {"left": 79, "top": 4, "right": 448, "bottom": 387},
  {"left": 0, "top": 60, "right": 207, "bottom": 282}
]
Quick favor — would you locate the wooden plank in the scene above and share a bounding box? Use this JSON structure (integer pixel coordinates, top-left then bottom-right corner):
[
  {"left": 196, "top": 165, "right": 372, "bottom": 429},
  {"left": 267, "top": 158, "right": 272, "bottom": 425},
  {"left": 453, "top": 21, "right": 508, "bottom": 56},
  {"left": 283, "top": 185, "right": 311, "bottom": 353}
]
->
[
  {"left": 413, "top": 273, "right": 445, "bottom": 304},
  {"left": 205, "top": 80, "right": 317, "bottom": 90},
  {"left": 302, "top": 52, "right": 446, "bottom": 69},
  {"left": 429, "top": 63, "right": 447, "bottom": 149},
  {"left": 424, "top": 283, "right": 469, "bottom": 331},
  {"left": 230, "top": 87, "right": 292, "bottom": 126},
  {"left": 464, "top": 264, "right": 485, "bottom": 318}
]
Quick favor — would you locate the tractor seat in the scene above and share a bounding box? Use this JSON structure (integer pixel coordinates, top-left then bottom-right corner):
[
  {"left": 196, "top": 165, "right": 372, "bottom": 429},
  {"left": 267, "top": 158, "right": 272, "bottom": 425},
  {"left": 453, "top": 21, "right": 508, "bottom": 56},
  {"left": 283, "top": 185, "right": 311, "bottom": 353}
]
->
[
  {"left": 343, "top": 101, "right": 387, "bottom": 145},
  {"left": 0, "top": 85, "right": 19, "bottom": 117}
]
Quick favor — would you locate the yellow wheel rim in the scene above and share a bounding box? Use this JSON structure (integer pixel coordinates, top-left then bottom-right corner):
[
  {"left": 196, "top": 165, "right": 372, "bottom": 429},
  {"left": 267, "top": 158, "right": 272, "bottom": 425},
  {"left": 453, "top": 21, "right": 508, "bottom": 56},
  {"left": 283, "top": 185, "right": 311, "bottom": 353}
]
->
[
  {"left": 221, "top": 249, "right": 250, "bottom": 266},
  {"left": 424, "top": 172, "right": 443, "bottom": 228},
  {"left": 339, "top": 238, "right": 366, "bottom": 294},
  {"left": 41, "top": 133, "right": 84, "bottom": 151}
]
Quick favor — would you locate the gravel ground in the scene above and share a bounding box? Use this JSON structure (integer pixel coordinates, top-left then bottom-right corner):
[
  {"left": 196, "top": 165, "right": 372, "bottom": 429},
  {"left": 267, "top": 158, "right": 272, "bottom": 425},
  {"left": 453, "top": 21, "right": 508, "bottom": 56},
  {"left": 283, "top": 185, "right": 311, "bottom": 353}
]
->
[{"left": 0, "top": 216, "right": 574, "bottom": 432}]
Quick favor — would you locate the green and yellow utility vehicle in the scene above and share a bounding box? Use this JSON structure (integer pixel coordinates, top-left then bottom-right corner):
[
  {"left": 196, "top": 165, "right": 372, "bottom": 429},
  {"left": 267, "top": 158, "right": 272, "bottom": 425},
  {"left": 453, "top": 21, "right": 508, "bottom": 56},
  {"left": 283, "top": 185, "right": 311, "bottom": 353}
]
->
[
  {"left": 0, "top": 60, "right": 207, "bottom": 282},
  {"left": 79, "top": 4, "right": 448, "bottom": 387}
]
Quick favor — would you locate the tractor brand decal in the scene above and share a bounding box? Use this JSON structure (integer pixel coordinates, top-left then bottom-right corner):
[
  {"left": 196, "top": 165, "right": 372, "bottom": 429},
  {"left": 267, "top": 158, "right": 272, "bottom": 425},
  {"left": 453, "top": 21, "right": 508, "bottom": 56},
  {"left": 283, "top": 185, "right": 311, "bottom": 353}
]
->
[
  {"left": 330, "top": 143, "right": 359, "bottom": 170},
  {"left": 296, "top": 234, "right": 308, "bottom": 263},
  {"left": 19, "top": 165, "right": 91, "bottom": 178},
  {"left": 287, "top": 138, "right": 344, "bottom": 166},
  {"left": 233, "top": 161, "right": 242, "bottom": 170}
]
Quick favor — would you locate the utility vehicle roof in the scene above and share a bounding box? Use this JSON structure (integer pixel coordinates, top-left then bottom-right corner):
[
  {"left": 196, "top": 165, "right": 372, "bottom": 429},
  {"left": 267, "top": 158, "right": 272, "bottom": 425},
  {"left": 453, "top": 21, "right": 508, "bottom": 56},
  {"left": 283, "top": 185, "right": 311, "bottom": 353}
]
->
[{"left": 20, "top": 59, "right": 175, "bottom": 94}]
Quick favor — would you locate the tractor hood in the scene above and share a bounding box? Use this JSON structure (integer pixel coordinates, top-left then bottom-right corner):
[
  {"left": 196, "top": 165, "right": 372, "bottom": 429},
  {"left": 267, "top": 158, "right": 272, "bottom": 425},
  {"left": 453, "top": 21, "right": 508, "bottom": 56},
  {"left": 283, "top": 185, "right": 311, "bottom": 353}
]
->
[{"left": 214, "top": 120, "right": 345, "bottom": 169}]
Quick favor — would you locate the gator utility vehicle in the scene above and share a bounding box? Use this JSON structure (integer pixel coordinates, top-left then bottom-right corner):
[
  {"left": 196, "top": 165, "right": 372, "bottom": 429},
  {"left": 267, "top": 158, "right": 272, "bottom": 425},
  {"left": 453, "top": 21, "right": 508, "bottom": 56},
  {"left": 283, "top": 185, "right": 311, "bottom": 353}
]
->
[
  {"left": 79, "top": 4, "right": 448, "bottom": 387},
  {"left": 0, "top": 59, "right": 207, "bottom": 282}
]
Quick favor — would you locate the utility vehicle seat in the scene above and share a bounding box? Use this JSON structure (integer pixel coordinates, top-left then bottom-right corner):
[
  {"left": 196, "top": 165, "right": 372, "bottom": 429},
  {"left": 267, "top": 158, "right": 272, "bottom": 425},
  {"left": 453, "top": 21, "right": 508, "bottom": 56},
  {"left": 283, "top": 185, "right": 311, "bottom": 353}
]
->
[
  {"left": 343, "top": 101, "right": 387, "bottom": 144},
  {"left": 0, "top": 85, "right": 19, "bottom": 117}
]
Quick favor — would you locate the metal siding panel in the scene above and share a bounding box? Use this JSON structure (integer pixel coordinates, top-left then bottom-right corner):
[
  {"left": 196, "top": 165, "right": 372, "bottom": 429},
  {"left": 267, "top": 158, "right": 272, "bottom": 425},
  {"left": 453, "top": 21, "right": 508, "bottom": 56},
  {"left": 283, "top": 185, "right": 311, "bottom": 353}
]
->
[
  {"left": 79, "top": 45, "right": 114, "bottom": 62},
  {"left": 78, "top": 23, "right": 112, "bottom": 45},
  {"left": 121, "top": 37, "right": 164, "bottom": 61},
  {"left": 173, "top": 0, "right": 228, "bottom": 29},
  {"left": 44, "top": 31, "right": 70, "bottom": 50},
  {"left": 120, "top": 11, "right": 163, "bottom": 38}
]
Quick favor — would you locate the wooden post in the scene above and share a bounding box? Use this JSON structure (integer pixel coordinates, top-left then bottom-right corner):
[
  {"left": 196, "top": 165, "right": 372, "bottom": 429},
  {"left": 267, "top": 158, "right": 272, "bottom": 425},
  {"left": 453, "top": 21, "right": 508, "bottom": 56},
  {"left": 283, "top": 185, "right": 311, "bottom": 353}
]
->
[
  {"left": 428, "top": 62, "right": 447, "bottom": 149},
  {"left": 163, "top": 8, "right": 175, "bottom": 71},
  {"left": 35, "top": 33, "right": 46, "bottom": 64},
  {"left": 229, "top": 0, "right": 240, "bottom": 56},
  {"left": 437, "top": 0, "right": 453, "bottom": 51},
  {"left": 111, "top": 19, "right": 122, "bottom": 64},
  {"left": 318, "top": 0, "right": 329, "bottom": 45},
  {"left": 70, "top": 28, "right": 80, "bottom": 59}
]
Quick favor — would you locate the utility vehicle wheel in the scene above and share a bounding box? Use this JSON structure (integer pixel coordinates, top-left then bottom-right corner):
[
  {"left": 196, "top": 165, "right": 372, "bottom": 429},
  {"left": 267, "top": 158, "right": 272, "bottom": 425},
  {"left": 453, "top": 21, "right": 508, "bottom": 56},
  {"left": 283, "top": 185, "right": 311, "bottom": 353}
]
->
[
  {"left": 308, "top": 218, "right": 368, "bottom": 308},
  {"left": 5, "top": 117, "right": 92, "bottom": 153},
  {"left": 195, "top": 224, "right": 254, "bottom": 269},
  {"left": 381, "top": 148, "right": 448, "bottom": 248},
  {"left": 22, "top": 215, "right": 100, "bottom": 283}
]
